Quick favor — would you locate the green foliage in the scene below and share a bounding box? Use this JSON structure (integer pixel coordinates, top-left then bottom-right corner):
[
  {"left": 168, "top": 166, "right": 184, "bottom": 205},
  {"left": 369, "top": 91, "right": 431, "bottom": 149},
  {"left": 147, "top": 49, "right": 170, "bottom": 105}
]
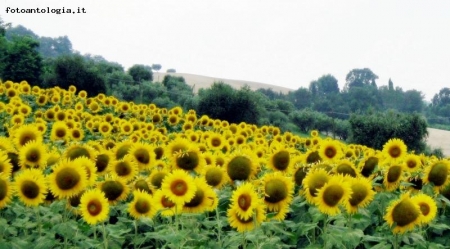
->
[
  {"left": 128, "top": 64, "right": 153, "bottom": 82},
  {"left": 198, "top": 83, "right": 263, "bottom": 124},
  {"left": 0, "top": 35, "right": 43, "bottom": 84},
  {"left": 45, "top": 54, "right": 107, "bottom": 95},
  {"left": 349, "top": 111, "right": 428, "bottom": 152},
  {"left": 309, "top": 74, "right": 339, "bottom": 96},
  {"left": 344, "top": 68, "right": 379, "bottom": 90}
]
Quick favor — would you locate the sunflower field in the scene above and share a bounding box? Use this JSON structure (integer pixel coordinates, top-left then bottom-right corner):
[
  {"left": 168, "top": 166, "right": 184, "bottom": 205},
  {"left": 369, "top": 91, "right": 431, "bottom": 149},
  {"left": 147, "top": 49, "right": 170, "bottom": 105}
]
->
[{"left": 1, "top": 80, "right": 450, "bottom": 249}]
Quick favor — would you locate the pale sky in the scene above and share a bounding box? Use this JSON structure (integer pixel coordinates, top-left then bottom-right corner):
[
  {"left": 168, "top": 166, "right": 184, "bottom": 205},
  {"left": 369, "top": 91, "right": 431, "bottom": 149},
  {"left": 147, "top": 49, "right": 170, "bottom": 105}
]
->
[{"left": 2, "top": 0, "right": 450, "bottom": 101}]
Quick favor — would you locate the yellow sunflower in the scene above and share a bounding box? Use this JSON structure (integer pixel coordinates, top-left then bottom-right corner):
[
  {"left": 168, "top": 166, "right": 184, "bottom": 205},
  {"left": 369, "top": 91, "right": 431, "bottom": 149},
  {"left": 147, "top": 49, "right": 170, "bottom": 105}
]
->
[
  {"left": 48, "top": 159, "right": 88, "bottom": 199},
  {"left": 0, "top": 137, "right": 15, "bottom": 153},
  {"left": 382, "top": 138, "right": 407, "bottom": 162},
  {"left": 227, "top": 201, "right": 266, "bottom": 233},
  {"left": 0, "top": 152, "right": 13, "bottom": 178},
  {"left": 183, "top": 177, "right": 218, "bottom": 213},
  {"left": 359, "top": 155, "right": 379, "bottom": 178},
  {"left": 0, "top": 173, "right": 13, "bottom": 208},
  {"left": 318, "top": 140, "right": 343, "bottom": 162},
  {"left": 80, "top": 189, "right": 110, "bottom": 225},
  {"left": 11, "top": 124, "right": 43, "bottom": 149},
  {"left": 202, "top": 165, "right": 229, "bottom": 189},
  {"left": 128, "top": 190, "right": 156, "bottom": 219},
  {"left": 161, "top": 169, "right": 197, "bottom": 206},
  {"left": 149, "top": 169, "right": 169, "bottom": 191},
  {"left": 63, "top": 143, "right": 97, "bottom": 162},
  {"left": 302, "top": 168, "right": 330, "bottom": 204},
  {"left": 411, "top": 193, "right": 437, "bottom": 225},
  {"left": 50, "top": 121, "right": 69, "bottom": 142},
  {"left": 315, "top": 175, "right": 352, "bottom": 216},
  {"left": 404, "top": 154, "right": 422, "bottom": 172},
  {"left": 346, "top": 177, "right": 376, "bottom": 214},
  {"left": 267, "top": 147, "right": 294, "bottom": 174},
  {"left": 94, "top": 149, "right": 115, "bottom": 175},
  {"left": 111, "top": 155, "right": 138, "bottom": 183},
  {"left": 225, "top": 149, "right": 258, "bottom": 182},
  {"left": 73, "top": 156, "right": 98, "bottom": 186},
  {"left": 262, "top": 172, "right": 294, "bottom": 220},
  {"left": 206, "top": 132, "right": 226, "bottom": 151},
  {"left": 18, "top": 140, "right": 48, "bottom": 169},
  {"left": 98, "top": 175, "right": 130, "bottom": 204},
  {"left": 172, "top": 145, "right": 206, "bottom": 173},
  {"left": 334, "top": 159, "right": 359, "bottom": 178},
  {"left": 14, "top": 168, "right": 47, "bottom": 206},
  {"left": 384, "top": 193, "right": 422, "bottom": 234},
  {"left": 230, "top": 182, "right": 261, "bottom": 220},
  {"left": 132, "top": 176, "right": 152, "bottom": 194},
  {"left": 113, "top": 140, "right": 134, "bottom": 160},
  {"left": 152, "top": 189, "right": 178, "bottom": 217},
  {"left": 423, "top": 160, "right": 450, "bottom": 192},
  {"left": 383, "top": 164, "right": 405, "bottom": 191},
  {"left": 128, "top": 142, "right": 156, "bottom": 170}
]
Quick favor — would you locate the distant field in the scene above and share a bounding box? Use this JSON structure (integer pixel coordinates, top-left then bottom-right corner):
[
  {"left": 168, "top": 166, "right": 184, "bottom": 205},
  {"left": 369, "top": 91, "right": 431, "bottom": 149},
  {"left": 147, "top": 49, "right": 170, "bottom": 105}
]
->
[
  {"left": 153, "top": 72, "right": 294, "bottom": 94},
  {"left": 426, "top": 128, "right": 450, "bottom": 156}
]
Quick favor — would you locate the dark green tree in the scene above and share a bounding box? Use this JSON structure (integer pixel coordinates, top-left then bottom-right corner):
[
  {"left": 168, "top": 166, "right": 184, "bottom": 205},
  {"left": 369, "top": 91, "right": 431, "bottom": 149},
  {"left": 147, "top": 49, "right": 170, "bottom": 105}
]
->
[
  {"left": 152, "top": 64, "right": 162, "bottom": 81},
  {"left": 309, "top": 74, "right": 339, "bottom": 96},
  {"left": 401, "top": 90, "right": 424, "bottom": 113},
  {"left": 344, "top": 68, "right": 378, "bottom": 91},
  {"left": 128, "top": 64, "right": 153, "bottom": 82},
  {"left": 1, "top": 36, "right": 43, "bottom": 84},
  {"left": 288, "top": 87, "right": 312, "bottom": 109}
]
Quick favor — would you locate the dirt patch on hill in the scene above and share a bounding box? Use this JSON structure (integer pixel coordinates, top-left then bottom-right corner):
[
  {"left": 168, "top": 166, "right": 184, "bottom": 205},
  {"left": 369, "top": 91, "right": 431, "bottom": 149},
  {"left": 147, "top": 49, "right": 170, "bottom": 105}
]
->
[{"left": 426, "top": 128, "right": 450, "bottom": 156}]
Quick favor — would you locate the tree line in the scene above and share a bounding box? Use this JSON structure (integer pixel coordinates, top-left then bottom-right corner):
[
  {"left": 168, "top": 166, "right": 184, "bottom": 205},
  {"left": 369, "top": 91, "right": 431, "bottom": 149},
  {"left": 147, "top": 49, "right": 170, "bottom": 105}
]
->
[{"left": 0, "top": 19, "right": 445, "bottom": 156}]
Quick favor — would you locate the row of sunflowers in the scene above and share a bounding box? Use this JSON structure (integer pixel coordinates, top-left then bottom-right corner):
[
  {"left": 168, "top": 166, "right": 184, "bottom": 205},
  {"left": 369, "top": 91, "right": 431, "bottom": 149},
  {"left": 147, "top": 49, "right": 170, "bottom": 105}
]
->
[{"left": 1, "top": 80, "right": 450, "bottom": 248}]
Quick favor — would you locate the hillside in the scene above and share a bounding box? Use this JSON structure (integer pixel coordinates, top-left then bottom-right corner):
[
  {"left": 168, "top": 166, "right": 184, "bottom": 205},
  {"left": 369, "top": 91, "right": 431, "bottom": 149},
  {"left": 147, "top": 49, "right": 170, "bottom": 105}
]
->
[{"left": 153, "top": 72, "right": 294, "bottom": 94}]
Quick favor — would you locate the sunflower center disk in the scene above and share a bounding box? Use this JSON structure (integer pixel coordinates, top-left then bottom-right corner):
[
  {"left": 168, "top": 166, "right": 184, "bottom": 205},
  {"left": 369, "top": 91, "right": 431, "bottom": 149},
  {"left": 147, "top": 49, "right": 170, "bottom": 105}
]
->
[
  {"left": 135, "top": 199, "right": 150, "bottom": 214},
  {"left": 69, "top": 193, "right": 82, "bottom": 207},
  {"left": 308, "top": 174, "right": 328, "bottom": 197},
  {"left": 161, "top": 196, "right": 175, "bottom": 208},
  {"left": 362, "top": 157, "right": 378, "bottom": 177},
  {"left": 205, "top": 168, "right": 223, "bottom": 186},
  {"left": 87, "top": 199, "right": 102, "bottom": 216},
  {"left": 227, "top": 156, "right": 252, "bottom": 181},
  {"left": 20, "top": 134, "right": 35, "bottom": 147},
  {"left": 102, "top": 181, "right": 124, "bottom": 201},
  {"left": 135, "top": 180, "right": 151, "bottom": 193},
  {"left": 26, "top": 149, "right": 40, "bottom": 163},
  {"left": 95, "top": 154, "right": 109, "bottom": 173},
  {"left": 428, "top": 163, "right": 448, "bottom": 186},
  {"left": 336, "top": 164, "right": 356, "bottom": 177},
  {"left": 56, "top": 168, "right": 81, "bottom": 190},
  {"left": 171, "top": 180, "right": 188, "bottom": 196},
  {"left": 21, "top": 180, "right": 40, "bottom": 199},
  {"left": 151, "top": 173, "right": 166, "bottom": 189},
  {"left": 56, "top": 129, "right": 66, "bottom": 138},
  {"left": 389, "top": 146, "right": 401, "bottom": 158},
  {"left": 115, "top": 162, "right": 131, "bottom": 176},
  {"left": 265, "top": 179, "right": 288, "bottom": 203},
  {"left": 391, "top": 200, "right": 420, "bottom": 227},
  {"left": 67, "top": 147, "right": 90, "bottom": 160},
  {"left": 238, "top": 194, "right": 252, "bottom": 211},
  {"left": 407, "top": 160, "right": 417, "bottom": 169},
  {"left": 325, "top": 147, "right": 337, "bottom": 159},
  {"left": 349, "top": 184, "right": 368, "bottom": 206},
  {"left": 176, "top": 152, "right": 199, "bottom": 170},
  {"left": 387, "top": 166, "right": 402, "bottom": 183},
  {"left": 0, "top": 180, "right": 8, "bottom": 200},
  {"left": 116, "top": 145, "right": 132, "bottom": 160},
  {"left": 134, "top": 149, "right": 150, "bottom": 164},
  {"left": 322, "top": 185, "right": 344, "bottom": 207},
  {"left": 418, "top": 202, "right": 430, "bottom": 216},
  {"left": 211, "top": 138, "right": 221, "bottom": 147},
  {"left": 185, "top": 189, "right": 204, "bottom": 207},
  {"left": 306, "top": 151, "right": 321, "bottom": 164},
  {"left": 273, "top": 151, "right": 290, "bottom": 170},
  {"left": 294, "top": 168, "right": 307, "bottom": 186}
]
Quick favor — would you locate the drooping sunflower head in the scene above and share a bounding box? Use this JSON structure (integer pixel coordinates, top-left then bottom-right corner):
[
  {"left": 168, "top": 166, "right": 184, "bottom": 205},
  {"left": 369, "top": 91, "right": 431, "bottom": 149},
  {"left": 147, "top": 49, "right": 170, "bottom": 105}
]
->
[
  {"left": 48, "top": 158, "right": 88, "bottom": 199},
  {"left": 423, "top": 160, "right": 450, "bottom": 191},
  {"left": 225, "top": 149, "right": 258, "bottom": 182},
  {"left": 183, "top": 177, "right": 218, "bottom": 213},
  {"left": 383, "top": 164, "right": 405, "bottom": 191},
  {"left": 382, "top": 138, "right": 407, "bottom": 162},
  {"left": 334, "top": 159, "right": 358, "bottom": 178},
  {"left": 149, "top": 169, "right": 169, "bottom": 191},
  {"left": 302, "top": 168, "right": 331, "bottom": 204},
  {"left": 113, "top": 140, "right": 135, "bottom": 160},
  {"left": 384, "top": 193, "right": 422, "bottom": 234},
  {"left": 346, "top": 177, "right": 375, "bottom": 214},
  {"left": 304, "top": 150, "right": 322, "bottom": 164},
  {"left": 268, "top": 147, "right": 293, "bottom": 173},
  {"left": 80, "top": 189, "right": 110, "bottom": 225},
  {"left": 315, "top": 174, "right": 352, "bottom": 216},
  {"left": 132, "top": 176, "right": 152, "bottom": 194},
  {"left": 128, "top": 189, "right": 156, "bottom": 219},
  {"left": 359, "top": 155, "right": 379, "bottom": 178},
  {"left": 202, "top": 165, "right": 229, "bottom": 189},
  {"left": 99, "top": 175, "right": 130, "bottom": 204},
  {"left": 14, "top": 168, "right": 48, "bottom": 207},
  {"left": 262, "top": 172, "right": 294, "bottom": 220},
  {"left": 94, "top": 149, "right": 115, "bottom": 175},
  {"left": 11, "top": 124, "right": 43, "bottom": 149},
  {"left": 63, "top": 143, "right": 97, "bottom": 162},
  {"left": 172, "top": 145, "right": 205, "bottom": 173}
]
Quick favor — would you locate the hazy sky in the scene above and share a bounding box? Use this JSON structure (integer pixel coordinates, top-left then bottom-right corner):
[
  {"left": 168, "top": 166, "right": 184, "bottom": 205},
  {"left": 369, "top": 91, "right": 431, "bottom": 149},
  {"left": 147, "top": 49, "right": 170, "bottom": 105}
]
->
[{"left": 2, "top": 0, "right": 450, "bottom": 101}]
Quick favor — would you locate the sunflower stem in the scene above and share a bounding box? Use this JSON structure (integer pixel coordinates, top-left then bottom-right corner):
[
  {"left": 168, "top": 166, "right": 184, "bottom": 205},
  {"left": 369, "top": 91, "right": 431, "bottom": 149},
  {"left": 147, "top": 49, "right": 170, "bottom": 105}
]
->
[
  {"left": 215, "top": 207, "right": 222, "bottom": 247},
  {"left": 102, "top": 222, "right": 108, "bottom": 249},
  {"left": 35, "top": 206, "right": 42, "bottom": 237},
  {"left": 242, "top": 231, "right": 247, "bottom": 249},
  {"left": 93, "top": 225, "right": 97, "bottom": 240}
]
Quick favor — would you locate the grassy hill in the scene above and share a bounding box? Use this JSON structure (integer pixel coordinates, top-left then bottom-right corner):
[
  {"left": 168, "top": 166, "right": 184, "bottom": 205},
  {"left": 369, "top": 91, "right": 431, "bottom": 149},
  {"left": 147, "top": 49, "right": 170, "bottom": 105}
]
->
[{"left": 153, "top": 72, "right": 294, "bottom": 94}]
